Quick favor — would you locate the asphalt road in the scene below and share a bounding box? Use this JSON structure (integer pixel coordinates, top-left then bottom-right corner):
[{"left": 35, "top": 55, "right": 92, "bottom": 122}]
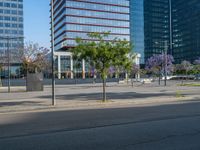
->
[{"left": 1, "top": 101, "right": 200, "bottom": 150}]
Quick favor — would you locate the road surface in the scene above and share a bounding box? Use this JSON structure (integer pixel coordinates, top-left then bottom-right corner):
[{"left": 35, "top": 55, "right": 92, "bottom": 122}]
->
[{"left": 1, "top": 101, "right": 200, "bottom": 149}]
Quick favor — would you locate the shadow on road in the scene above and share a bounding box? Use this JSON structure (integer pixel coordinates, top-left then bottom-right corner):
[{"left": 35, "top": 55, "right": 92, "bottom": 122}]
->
[{"left": 1, "top": 100, "right": 200, "bottom": 139}]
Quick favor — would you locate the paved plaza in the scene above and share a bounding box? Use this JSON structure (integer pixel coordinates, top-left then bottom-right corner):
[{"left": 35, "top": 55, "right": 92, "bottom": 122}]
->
[{"left": 0, "top": 80, "right": 199, "bottom": 113}]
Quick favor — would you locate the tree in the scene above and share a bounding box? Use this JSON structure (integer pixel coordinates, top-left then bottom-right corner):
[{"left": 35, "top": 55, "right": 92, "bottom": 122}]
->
[
  {"left": 175, "top": 60, "right": 193, "bottom": 76},
  {"left": 193, "top": 58, "right": 200, "bottom": 74},
  {"left": 131, "top": 64, "right": 140, "bottom": 77},
  {"left": 20, "top": 42, "right": 50, "bottom": 76},
  {"left": 72, "top": 32, "right": 132, "bottom": 101},
  {"left": 129, "top": 63, "right": 140, "bottom": 87},
  {"left": 145, "top": 54, "right": 174, "bottom": 85}
]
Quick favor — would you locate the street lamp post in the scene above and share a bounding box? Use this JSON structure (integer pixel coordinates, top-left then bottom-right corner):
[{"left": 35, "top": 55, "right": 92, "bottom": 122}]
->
[
  {"left": 7, "top": 37, "right": 11, "bottom": 92},
  {"left": 51, "top": 0, "right": 56, "bottom": 106},
  {"left": 164, "top": 41, "right": 168, "bottom": 86}
]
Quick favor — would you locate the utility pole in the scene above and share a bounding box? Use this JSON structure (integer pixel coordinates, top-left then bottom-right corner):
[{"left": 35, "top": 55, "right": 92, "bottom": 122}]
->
[
  {"left": 51, "top": 0, "right": 56, "bottom": 106},
  {"left": 164, "top": 41, "right": 168, "bottom": 86},
  {"left": 169, "top": 0, "right": 173, "bottom": 55}
]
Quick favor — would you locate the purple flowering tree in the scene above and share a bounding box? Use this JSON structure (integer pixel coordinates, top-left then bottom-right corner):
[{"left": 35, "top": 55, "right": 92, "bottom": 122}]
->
[
  {"left": 145, "top": 54, "right": 174, "bottom": 85},
  {"left": 130, "top": 63, "right": 140, "bottom": 86},
  {"left": 175, "top": 60, "right": 193, "bottom": 75},
  {"left": 131, "top": 64, "right": 140, "bottom": 76},
  {"left": 108, "top": 66, "right": 115, "bottom": 78},
  {"left": 194, "top": 58, "right": 200, "bottom": 74}
]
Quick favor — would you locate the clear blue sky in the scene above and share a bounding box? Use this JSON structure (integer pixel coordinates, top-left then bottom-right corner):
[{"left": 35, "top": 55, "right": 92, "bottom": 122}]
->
[{"left": 24, "top": 0, "right": 50, "bottom": 48}]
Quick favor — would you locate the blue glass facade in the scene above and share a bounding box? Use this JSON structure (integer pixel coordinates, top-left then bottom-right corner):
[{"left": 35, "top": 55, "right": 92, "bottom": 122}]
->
[
  {"left": 52, "top": 0, "right": 130, "bottom": 51},
  {"left": 144, "top": 0, "right": 170, "bottom": 61},
  {"left": 130, "top": 0, "right": 200, "bottom": 64},
  {"left": 0, "top": 0, "right": 23, "bottom": 56},
  {"left": 0, "top": 0, "right": 24, "bottom": 76},
  {"left": 172, "top": 0, "right": 200, "bottom": 63},
  {"left": 130, "top": 0, "right": 144, "bottom": 64},
  {"left": 130, "top": 0, "right": 170, "bottom": 64}
]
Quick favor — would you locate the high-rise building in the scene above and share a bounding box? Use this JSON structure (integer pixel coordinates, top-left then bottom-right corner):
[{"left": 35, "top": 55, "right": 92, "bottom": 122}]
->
[
  {"left": 0, "top": 0, "right": 24, "bottom": 76},
  {"left": 130, "top": 0, "right": 171, "bottom": 64},
  {"left": 143, "top": 0, "right": 171, "bottom": 61},
  {"left": 172, "top": 0, "right": 200, "bottom": 63},
  {"left": 51, "top": 0, "right": 130, "bottom": 78},
  {"left": 130, "top": 0, "right": 200, "bottom": 64},
  {"left": 130, "top": 0, "right": 145, "bottom": 64}
]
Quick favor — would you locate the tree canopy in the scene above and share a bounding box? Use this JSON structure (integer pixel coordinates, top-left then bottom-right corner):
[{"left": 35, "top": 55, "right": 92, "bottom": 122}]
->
[
  {"left": 72, "top": 32, "right": 132, "bottom": 101},
  {"left": 145, "top": 54, "right": 174, "bottom": 76},
  {"left": 20, "top": 42, "right": 50, "bottom": 75}
]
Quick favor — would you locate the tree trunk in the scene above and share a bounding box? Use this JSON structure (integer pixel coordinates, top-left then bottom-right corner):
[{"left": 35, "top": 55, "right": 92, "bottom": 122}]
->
[
  {"left": 131, "top": 78, "right": 134, "bottom": 87},
  {"left": 126, "top": 72, "right": 129, "bottom": 85},
  {"left": 102, "top": 78, "right": 106, "bottom": 102}
]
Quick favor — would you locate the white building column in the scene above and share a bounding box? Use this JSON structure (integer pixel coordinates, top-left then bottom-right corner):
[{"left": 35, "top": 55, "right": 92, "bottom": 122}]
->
[
  {"left": 136, "top": 53, "right": 141, "bottom": 80},
  {"left": 70, "top": 56, "right": 74, "bottom": 79},
  {"left": 58, "top": 55, "right": 61, "bottom": 79},
  {"left": 82, "top": 59, "right": 85, "bottom": 79},
  {"left": 125, "top": 72, "right": 128, "bottom": 80}
]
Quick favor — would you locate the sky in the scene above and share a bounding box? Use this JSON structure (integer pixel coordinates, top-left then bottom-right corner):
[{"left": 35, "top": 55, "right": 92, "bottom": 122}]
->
[{"left": 24, "top": 0, "right": 50, "bottom": 48}]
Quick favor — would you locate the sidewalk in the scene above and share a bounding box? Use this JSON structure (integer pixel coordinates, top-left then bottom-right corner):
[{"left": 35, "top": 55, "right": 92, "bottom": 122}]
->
[
  {"left": 0, "top": 92, "right": 198, "bottom": 114},
  {"left": 0, "top": 82, "right": 199, "bottom": 114}
]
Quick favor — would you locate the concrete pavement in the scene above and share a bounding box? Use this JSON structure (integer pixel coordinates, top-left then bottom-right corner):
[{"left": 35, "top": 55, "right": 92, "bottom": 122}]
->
[{"left": 0, "top": 81, "right": 199, "bottom": 113}]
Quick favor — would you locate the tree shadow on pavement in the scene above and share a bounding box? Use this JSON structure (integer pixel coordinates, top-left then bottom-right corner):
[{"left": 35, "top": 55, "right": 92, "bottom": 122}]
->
[
  {"left": 37, "top": 92, "right": 177, "bottom": 101},
  {"left": 0, "top": 101, "right": 44, "bottom": 107}
]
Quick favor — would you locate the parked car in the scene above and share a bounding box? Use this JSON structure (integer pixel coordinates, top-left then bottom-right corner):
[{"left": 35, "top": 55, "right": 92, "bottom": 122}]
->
[{"left": 169, "top": 75, "right": 195, "bottom": 80}]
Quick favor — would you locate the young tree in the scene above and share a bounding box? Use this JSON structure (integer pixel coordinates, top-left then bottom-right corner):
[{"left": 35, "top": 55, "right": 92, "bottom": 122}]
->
[
  {"left": 131, "top": 64, "right": 140, "bottom": 77},
  {"left": 72, "top": 32, "right": 132, "bottom": 101},
  {"left": 193, "top": 58, "right": 200, "bottom": 74},
  {"left": 175, "top": 60, "right": 193, "bottom": 76},
  {"left": 129, "top": 63, "right": 140, "bottom": 87},
  {"left": 145, "top": 54, "right": 174, "bottom": 85}
]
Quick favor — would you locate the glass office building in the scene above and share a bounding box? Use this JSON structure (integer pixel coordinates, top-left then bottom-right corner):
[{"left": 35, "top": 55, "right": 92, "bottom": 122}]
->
[
  {"left": 0, "top": 0, "right": 24, "bottom": 76},
  {"left": 172, "top": 0, "right": 200, "bottom": 63},
  {"left": 131, "top": 0, "right": 200, "bottom": 64},
  {"left": 51, "top": 0, "right": 130, "bottom": 78},
  {"left": 130, "top": 0, "right": 145, "bottom": 64},
  {"left": 52, "top": 0, "right": 130, "bottom": 51},
  {"left": 143, "top": 0, "right": 170, "bottom": 61},
  {"left": 130, "top": 0, "right": 172, "bottom": 64}
]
